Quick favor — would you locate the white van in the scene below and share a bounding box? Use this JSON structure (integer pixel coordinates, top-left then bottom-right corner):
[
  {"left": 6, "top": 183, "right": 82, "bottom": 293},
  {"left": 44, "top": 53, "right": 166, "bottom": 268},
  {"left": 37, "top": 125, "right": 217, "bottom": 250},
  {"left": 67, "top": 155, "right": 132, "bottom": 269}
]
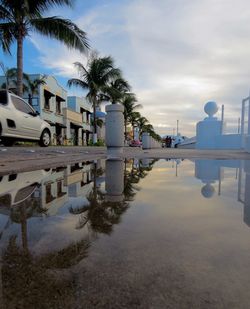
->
[{"left": 0, "top": 89, "right": 51, "bottom": 146}]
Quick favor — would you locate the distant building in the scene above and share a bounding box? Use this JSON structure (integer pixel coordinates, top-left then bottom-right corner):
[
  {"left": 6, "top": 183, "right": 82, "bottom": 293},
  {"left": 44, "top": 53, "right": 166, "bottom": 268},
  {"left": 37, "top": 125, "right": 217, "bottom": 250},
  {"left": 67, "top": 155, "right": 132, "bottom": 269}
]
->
[
  {"left": 95, "top": 107, "right": 106, "bottom": 141},
  {"left": 66, "top": 96, "right": 92, "bottom": 145}
]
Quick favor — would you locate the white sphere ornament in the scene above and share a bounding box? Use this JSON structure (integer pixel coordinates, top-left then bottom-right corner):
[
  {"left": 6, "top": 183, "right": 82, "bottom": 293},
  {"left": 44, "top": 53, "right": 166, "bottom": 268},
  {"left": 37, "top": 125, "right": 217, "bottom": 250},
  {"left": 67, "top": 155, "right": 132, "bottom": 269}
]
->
[{"left": 204, "top": 101, "right": 218, "bottom": 118}]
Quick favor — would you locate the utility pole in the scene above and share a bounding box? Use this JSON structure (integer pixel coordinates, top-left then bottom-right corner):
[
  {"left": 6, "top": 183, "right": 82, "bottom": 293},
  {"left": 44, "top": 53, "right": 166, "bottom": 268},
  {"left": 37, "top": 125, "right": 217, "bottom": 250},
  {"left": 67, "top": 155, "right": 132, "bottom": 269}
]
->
[{"left": 177, "top": 120, "right": 179, "bottom": 135}]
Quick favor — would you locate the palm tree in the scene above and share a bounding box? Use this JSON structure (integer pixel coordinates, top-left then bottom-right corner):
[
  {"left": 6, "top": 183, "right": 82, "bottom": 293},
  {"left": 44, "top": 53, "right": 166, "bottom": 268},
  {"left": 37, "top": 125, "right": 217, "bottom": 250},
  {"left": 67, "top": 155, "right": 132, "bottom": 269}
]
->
[
  {"left": 128, "top": 111, "right": 141, "bottom": 139},
  {"left": 103, "top": 76, "right": 131, "bottom": 104},
  {"left": 67, "top": 55, "right": 121, "bottom": 142},
  {"left": 136, "top": 115, "right": 150, "bottom": 138},
  {"left": 0, "top": 65, "right": 20, "bottom": 91},
  {"left": 24, "top": 74, "right": 47, "bottom": 105},
  {"left": 121, "top": 93, "right": 142, "bottom": 139},
  {"left": 0, "top": 0, "right": 89, "bottom": 97}
]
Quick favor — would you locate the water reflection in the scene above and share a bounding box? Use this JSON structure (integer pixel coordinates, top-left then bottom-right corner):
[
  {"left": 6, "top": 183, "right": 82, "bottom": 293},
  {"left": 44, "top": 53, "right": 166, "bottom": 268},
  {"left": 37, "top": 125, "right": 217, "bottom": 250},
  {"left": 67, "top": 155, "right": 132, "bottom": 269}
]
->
[
  {"left": 0, "top": 158, "right": 250, "bottom": 308},
  {"left": 0, "top": 158, "right": 156, "bottom": 308},
  {"left": 194, "top": 159, "right": 250, "bottom": 227}
]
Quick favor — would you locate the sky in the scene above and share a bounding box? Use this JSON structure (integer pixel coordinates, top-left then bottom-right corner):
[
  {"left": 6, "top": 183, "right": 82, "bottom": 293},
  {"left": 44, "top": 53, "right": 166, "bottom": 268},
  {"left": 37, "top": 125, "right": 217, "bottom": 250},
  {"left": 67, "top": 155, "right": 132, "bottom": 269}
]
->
[{"left": 1, "top": 0, "right": 250, "bottom": 137}]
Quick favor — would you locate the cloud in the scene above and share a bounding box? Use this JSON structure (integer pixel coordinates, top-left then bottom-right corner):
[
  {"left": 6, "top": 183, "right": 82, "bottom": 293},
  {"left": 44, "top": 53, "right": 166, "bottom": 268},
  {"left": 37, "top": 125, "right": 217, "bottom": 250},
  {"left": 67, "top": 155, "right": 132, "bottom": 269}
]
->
[{"left": 29, "top": 0, "right": 250, "bottom": 136}]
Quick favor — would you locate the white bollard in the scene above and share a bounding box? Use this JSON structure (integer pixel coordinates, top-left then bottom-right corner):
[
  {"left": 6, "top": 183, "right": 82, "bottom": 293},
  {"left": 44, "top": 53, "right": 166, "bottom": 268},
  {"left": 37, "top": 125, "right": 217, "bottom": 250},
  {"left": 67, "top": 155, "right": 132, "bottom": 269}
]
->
[
  {"left": 105, "top": 103, "right": 124, "bottom": 157},
  {"left": 142, "top": 132, "right": 150, "bottom": 149}
]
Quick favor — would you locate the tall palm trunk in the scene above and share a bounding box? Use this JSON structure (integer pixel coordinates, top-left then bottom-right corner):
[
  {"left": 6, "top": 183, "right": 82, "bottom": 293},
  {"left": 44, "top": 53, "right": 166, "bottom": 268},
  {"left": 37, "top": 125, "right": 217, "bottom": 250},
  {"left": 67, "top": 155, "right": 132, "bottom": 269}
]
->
[
  {"left": 17, "top": 33, "right": 23, "bottom": 97},
  {"left": 93, "top": 100, "right": 97, "bottom": 134}
]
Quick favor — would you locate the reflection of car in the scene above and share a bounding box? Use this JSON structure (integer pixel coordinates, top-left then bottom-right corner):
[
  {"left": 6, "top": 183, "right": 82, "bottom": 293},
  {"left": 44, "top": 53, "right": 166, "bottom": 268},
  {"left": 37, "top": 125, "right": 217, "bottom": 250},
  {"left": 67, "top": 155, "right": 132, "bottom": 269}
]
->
[
  {"left": 0, "top": 89, "right": 52, "bottom": 146},
  {"left": 0, "top": 169, "right": 52, "bottom": 208},
  {"left": 129, "top": 140, "right": 142, "bottom": 147}
]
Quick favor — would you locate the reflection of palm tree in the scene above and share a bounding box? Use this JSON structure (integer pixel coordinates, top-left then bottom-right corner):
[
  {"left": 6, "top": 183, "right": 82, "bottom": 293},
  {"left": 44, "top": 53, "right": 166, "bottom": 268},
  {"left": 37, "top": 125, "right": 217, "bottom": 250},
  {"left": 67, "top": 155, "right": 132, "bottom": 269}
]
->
[
  {"left": 2, "top": 209, "right": 91, "bottom": 308},
  {"left": 8, "top": 197, "right": 46, "bottom": 252},
  {"left": 2, "top": 236, "right": 78, "bottom": 309}
]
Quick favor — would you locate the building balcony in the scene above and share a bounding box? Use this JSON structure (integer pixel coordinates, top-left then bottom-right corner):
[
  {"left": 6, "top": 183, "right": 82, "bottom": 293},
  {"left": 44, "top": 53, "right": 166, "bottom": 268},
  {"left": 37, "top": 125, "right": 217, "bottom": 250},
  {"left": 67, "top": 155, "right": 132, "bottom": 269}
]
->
[{"left": 63, "top": 108, "right": 82, "bottom": 125}]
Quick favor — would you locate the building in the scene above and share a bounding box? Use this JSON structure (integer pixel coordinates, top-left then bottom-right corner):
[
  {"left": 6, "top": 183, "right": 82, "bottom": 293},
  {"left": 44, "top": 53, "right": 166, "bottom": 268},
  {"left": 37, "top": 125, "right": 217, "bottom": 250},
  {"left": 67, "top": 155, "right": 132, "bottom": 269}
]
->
[
  {"left": 95, "top": 108, "right": 106, "bottom": 141},
  {"left": 0, "top": 74, "right": 102, "bottom": 145},
  {"left": 66, "top": 96, "right": 92, "bottom": 145},
  {"left": 0, "top": 74, "right": 68, "bottom": 145},
  {"left": 26, "top": 74, "right": 68, "bottom": 145}
]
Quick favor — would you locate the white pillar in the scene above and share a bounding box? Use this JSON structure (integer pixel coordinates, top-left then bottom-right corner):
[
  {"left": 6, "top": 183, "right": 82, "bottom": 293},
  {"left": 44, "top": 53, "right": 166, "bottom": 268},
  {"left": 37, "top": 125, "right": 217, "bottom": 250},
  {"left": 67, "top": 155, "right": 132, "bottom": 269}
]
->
[
  {"left": 142, "top": 132, "right": 150, "bottom": 149},
  {"left": 105, "top": 103, "right": 124, "bottom": 157}
]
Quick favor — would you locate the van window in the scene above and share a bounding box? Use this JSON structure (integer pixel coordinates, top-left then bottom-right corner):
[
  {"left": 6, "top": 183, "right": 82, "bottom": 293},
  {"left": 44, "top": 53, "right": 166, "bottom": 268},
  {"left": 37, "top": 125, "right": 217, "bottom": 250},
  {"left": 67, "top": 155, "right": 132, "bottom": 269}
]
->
[
  {"left": 11, "top": 95, "right": 34, "bottom": 114},
  {"left": 0, "top": 90, "right": 8, "bottom": 105}
]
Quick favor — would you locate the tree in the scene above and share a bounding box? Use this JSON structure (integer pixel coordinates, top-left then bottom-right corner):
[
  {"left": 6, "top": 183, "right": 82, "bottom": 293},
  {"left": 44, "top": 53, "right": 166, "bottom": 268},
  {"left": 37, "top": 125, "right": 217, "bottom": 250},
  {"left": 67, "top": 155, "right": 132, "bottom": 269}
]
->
[
  {"left": 128, "top": 111, "right": 141, "bottom": 139},
  {"left": 103, "top": 76, "right": 131, "bottom": 104},
  {"left": 0, "top": 65, "right": 20, "bottom": 91},
  {"left": 67, "top": 55, "right": 120, "bottom": 141},
  {"left": 0, "top": 0, "right": 89, "bottom": 97},
  {"left": 121, "top": 93, "right": 142, "bottom": 139},
  {"left": 24, "top": 74, "right": 47, "bottom": 105}
]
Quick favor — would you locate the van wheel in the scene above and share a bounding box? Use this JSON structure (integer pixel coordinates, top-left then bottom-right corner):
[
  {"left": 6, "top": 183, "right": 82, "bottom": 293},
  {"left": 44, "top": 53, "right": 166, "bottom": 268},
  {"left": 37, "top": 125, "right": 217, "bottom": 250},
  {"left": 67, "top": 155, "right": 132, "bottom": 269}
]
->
[
  {"left": 1, "top": 139, "right": 15, "bottom": 146},
  {"left": 39, "top": 129, "right": 51, "bottom": 147}
]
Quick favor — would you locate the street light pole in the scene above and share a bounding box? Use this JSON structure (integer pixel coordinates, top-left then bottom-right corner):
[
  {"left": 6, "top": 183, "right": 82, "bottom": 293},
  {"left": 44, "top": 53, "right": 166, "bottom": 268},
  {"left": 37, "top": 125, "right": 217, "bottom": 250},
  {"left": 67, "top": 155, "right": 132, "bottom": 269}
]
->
[{"left": 177, "top": 120, "right": 179, "bottom": 135}]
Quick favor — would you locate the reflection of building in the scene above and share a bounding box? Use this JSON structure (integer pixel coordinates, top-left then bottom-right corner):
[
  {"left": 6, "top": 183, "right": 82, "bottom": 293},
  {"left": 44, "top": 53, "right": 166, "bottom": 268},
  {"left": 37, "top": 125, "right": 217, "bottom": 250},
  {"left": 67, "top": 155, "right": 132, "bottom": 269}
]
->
[
  {"left": 34, "top": 167, "right": 68, "bottom": 216},
  {"left": 194, "top": 159, "right": 250, "bottom": 228},
  {"left": 0, "top": 161, "right": 97, "bottom": 257}
]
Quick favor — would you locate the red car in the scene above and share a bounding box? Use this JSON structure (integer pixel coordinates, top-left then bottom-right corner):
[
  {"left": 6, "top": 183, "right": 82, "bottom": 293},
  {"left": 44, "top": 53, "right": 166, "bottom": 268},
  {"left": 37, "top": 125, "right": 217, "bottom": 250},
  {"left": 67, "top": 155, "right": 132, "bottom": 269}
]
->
[{"left": 129, "top": 140, "right": 142, "bottom": 147}]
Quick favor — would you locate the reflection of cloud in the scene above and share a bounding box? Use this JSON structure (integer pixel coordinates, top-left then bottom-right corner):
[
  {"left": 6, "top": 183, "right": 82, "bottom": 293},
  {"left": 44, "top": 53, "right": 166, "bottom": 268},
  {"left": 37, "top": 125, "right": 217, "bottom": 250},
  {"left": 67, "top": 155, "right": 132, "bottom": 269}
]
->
[{"left": 29, "top": 0, "right": 250, "bottom": 136}]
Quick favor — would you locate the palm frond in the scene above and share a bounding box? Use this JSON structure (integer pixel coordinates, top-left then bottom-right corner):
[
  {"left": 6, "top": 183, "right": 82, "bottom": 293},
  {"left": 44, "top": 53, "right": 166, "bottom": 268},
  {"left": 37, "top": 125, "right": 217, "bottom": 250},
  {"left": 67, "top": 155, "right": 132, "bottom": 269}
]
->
[
  {"left": 0, "top": 22, "right": 15, "bottom": 54},
  {"left": 31, "top": 16, "right": 89, "bottom": 53},
  {"left": 67, "top": 78, "right": 89, "bottom": 89}
]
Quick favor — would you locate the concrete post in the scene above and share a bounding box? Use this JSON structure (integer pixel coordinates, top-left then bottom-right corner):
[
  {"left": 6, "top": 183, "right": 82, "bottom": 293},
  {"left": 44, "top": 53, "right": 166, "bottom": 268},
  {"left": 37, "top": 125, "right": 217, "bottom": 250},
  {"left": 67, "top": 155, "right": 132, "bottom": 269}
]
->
[
  {"left": 196, "top": 101, "right": 222, "bottom": 149},
  {"left": 142, "top": 132, "right": 150, "bottom": 149},
  {"left": 105, "top": 103, "right": 124, "bottom": 157}
]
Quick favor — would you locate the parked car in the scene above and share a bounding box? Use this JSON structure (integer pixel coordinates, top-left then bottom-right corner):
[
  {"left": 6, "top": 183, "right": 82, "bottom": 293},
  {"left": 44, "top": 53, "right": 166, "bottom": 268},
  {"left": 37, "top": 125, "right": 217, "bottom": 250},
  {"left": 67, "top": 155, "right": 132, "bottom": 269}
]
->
[
  {"left": 0, "top": 89, "right": 52, "bottom": 146},
  {"left": 129, "top": 139, "right": 142, "bottom": 147}
]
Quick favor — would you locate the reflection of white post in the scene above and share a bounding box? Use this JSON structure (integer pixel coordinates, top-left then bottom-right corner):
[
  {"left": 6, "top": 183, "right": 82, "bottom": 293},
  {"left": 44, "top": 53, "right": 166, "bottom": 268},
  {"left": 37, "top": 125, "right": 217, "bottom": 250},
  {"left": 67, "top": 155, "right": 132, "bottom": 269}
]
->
[
  {"left": 142, "top": 132, "right": 150, "bottom": 149},
  {"left": 105, "top": 159, "right": 124, "bottom": 202}
]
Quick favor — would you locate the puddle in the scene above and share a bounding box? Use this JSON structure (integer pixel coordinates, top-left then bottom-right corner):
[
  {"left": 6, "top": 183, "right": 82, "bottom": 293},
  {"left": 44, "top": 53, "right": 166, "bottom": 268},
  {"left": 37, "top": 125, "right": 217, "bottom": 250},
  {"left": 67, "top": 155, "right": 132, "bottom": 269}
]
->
[{"left": 0, "top": 158, "right": 250, "bottom": 308}]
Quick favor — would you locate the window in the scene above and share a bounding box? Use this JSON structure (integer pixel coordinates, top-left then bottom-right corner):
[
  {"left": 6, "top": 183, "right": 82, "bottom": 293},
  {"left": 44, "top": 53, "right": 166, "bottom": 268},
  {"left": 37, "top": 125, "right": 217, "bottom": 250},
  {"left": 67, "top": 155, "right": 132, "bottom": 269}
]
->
[
  {"left": 44, "top": 94, "right": 50, "bottom": 110},
  {"left": 11, "top": 96, "right": 34, "bottom": 114},
  {"left": 56, "top": 98, "right": 61, "bottom": 114},
  {"left": 14, "top": 184, "right": 37, "bottom": 203},
  {"left": 0, "top": 90, "right": 8, "bottom": 105},
  {"left": 46, "top": 183, "right": 55, "bottom": 204}
]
